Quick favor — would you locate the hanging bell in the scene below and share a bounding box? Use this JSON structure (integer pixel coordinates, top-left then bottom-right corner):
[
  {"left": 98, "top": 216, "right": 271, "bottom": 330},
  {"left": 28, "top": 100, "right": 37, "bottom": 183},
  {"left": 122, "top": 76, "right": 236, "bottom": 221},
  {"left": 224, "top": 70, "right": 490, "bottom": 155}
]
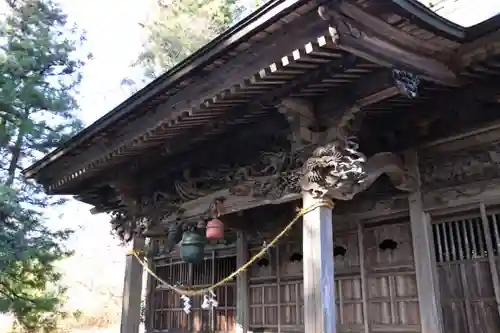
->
[
  {"left": 180, "top": 230, "right": 206, "bottom": 264},
  {"left": 206, "top": 218, "right": 224, "bottom": 240}
]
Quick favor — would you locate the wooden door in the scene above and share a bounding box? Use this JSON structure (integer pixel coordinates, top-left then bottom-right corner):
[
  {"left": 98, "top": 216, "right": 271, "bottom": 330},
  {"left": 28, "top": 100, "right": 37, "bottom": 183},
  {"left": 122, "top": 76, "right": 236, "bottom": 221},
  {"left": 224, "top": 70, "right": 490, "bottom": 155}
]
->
[{"left": 433, "top": 214, "right": 500, "bottom": 333}]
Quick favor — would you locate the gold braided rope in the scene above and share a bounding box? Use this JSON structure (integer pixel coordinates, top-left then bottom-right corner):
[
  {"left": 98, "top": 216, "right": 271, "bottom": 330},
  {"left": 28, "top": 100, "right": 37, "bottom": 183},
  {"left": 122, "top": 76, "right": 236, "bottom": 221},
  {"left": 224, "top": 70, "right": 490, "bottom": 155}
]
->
[{"left": 130, "top": 199, "right": 334, "bottom": 296}]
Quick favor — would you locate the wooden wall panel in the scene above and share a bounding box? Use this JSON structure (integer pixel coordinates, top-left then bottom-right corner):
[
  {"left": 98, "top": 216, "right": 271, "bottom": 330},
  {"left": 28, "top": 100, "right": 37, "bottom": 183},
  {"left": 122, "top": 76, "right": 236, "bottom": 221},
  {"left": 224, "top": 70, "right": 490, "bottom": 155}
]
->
[
  {"left": 364, "top": 221, "right": 421, "bottom": 333},
  {"left": 146, "top": 216, "right": 453, "bottom": 333},
  {"left": 336, "top": 277, "right": 364, "bottom": 330},
  {"left": 279, "top": 280, "right": 304, "bottom": 329}
]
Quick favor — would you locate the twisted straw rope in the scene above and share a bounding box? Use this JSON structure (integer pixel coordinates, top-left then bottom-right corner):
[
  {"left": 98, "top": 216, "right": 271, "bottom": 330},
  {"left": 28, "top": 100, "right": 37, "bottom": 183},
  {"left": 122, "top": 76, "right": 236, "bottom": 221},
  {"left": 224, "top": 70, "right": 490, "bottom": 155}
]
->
[{"left": 131, "top": 199, "right": 335, "bottom": 296}]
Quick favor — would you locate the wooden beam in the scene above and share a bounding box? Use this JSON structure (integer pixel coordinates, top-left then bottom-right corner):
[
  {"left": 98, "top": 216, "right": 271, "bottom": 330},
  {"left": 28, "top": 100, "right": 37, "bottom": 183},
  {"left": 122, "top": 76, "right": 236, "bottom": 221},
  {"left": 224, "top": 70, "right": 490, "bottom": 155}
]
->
[
  {"left": 421, "top": 118, "right": 500, "bottom": 154},
  {"left": 318, "top": 4, "right": 459, "bottom": 86},
  {"left": 316, "top": 68, "right": 404, "bottom": 126},
  {"left": 120, "top": 236, "right": 145, "bottom": 333},
  {"left": 339, "top": 1, "right": 450, "bottom": 58},
  {"left": 302, "top": 193, "right": 336, "bottom": 333},
  {"left": 382, "top": 76, "right": 500, "bottom": 151},
  {"left": 406, "top": 151, "right": 443, "bottom": 333},
  {"left": 455, "top": 28, "right": 500, "bottom": 69},
  {"left": 324, "top": 68, "right": 401, "bottom": 102}
]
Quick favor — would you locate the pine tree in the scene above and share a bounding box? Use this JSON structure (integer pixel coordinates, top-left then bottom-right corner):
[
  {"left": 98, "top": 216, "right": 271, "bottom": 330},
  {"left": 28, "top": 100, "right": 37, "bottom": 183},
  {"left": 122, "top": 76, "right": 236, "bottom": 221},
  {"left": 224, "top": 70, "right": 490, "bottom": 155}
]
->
[{"left": 0, "top": 0, "right": 88, "bottom": 331}]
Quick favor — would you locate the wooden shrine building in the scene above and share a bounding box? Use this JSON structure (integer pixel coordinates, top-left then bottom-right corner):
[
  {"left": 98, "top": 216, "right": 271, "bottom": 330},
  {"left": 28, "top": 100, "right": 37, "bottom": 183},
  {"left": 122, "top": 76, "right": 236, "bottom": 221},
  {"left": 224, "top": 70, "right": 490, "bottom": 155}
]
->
[{"left": 23, "top": 1, "right": 500, "bottom": 333}]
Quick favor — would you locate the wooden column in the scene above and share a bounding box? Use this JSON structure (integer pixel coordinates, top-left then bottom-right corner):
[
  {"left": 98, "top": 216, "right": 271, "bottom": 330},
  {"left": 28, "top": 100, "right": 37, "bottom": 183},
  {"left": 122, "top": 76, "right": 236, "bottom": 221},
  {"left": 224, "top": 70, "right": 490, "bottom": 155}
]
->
[
  {"left": 120, "top": 236, "right": 146, "bottom": 333},
  {"left": 357, "top": 222, "right": 370, "bottom": 333},
  {"left": 479, "top": 203, "right": 500, "bottom": 316},
  {"left": 302, "top": 192, "right": 336, "bottom": 333},
  {"left": 406, "top": 151, "right": 443, "bottom": 333},
  {"left": 143, "top": 239, "right": 155, "bottom": 332},
  {"left": 236, "top": 230, "right": 249, "bottom": 333}
]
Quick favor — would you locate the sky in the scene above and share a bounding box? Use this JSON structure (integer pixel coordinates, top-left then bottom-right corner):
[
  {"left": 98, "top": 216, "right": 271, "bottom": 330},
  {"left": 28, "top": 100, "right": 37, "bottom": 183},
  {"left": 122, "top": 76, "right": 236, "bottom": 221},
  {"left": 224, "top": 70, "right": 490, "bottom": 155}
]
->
[{"left": 60, "top": 0, "right": 152, "bottom": 125}]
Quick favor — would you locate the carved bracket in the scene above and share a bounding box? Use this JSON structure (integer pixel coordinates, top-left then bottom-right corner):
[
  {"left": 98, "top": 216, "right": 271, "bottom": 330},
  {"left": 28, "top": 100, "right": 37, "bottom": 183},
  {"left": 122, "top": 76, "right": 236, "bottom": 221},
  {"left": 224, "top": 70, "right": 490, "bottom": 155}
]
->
[
  {"left": 392, "top": 69, "right": 420, "bottom": 99},
  {"left": 300, "top": 139, "right": 417, "bottom": 200}
]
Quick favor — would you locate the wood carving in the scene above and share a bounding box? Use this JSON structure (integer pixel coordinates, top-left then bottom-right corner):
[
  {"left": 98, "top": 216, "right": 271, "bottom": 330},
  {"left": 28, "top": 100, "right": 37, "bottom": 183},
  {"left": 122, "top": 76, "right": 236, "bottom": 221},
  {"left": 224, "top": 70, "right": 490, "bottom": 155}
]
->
[
  {"left": 420, "top": 142, "right": 500, "bottom": 188},
  {"left": 301, "top": 138, "right": 366, "bottom": 199},
  {"left": 392, "top": 69, "right": 420, "bottom": 99},
  {"left": 300, "top": 139, "right": 416, "bottom": 200}
]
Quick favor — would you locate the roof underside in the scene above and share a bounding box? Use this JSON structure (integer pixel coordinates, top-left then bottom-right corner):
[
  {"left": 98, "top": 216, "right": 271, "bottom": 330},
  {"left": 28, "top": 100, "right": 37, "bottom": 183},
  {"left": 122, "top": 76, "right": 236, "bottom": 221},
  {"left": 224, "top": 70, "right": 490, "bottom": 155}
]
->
[{"left": 23, "top": 0, "right": 500, "bottom": 198}]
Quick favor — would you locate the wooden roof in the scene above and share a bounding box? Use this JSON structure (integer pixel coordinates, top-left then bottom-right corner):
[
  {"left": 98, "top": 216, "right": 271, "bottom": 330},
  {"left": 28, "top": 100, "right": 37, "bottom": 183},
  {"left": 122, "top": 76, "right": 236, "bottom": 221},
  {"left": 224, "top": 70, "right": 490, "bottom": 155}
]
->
[{"left": 23, "top": 0, "right": 500, "bottom": 199}]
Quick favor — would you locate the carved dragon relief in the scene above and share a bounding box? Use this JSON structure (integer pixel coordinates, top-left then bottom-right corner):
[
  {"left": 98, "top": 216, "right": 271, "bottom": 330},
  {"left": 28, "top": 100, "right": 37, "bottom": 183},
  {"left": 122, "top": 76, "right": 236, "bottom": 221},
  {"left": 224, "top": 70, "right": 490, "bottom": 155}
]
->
[{"left": 300, "top": 138, "right": 417, "bottom": 200}]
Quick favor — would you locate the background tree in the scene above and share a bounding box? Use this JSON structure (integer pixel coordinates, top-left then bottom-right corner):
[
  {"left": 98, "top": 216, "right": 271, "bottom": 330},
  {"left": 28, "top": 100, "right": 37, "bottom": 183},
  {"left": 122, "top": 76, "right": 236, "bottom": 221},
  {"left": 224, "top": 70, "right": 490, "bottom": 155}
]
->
[
  {"left": 123, "top": 0, "right": 268, "bottom": 90},
  {"left": 0, "top": 0, "right": 88, "bottom": 331}
]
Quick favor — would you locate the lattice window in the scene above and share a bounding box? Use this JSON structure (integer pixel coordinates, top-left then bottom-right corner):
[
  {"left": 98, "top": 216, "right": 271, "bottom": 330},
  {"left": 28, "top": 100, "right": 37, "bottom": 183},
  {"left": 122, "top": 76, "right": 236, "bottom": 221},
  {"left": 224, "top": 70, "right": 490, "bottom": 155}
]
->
[
  {"left": 191, "top": 256, "right": 236, "bottom": 332},
  {"left": 431, "top": 215, "right": 500, "bottom": 263},
  {"left": 151, "top": 254, "right": 236, "bottom": 332},
  {"left": 153, "top": 261, "right": 190, "bottom": 330},
  {"left": 432, "top": 212, "right": 500, "bottom": 333}
]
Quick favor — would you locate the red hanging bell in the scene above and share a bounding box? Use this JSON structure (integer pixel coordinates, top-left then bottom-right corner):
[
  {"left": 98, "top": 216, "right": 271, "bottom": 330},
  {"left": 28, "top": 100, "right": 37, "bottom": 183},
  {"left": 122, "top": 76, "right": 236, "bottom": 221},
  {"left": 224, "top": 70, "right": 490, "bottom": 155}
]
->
[{"left": 206, "top": 218, "right": 224, "bottom": 240}]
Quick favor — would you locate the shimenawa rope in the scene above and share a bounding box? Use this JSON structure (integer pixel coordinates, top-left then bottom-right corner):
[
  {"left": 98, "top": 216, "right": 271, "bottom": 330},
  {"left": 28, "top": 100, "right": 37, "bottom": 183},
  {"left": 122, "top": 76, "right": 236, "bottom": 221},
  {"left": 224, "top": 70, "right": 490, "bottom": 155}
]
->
[{"left": 130, "top": 199, "right": 334, "bottom": 297}]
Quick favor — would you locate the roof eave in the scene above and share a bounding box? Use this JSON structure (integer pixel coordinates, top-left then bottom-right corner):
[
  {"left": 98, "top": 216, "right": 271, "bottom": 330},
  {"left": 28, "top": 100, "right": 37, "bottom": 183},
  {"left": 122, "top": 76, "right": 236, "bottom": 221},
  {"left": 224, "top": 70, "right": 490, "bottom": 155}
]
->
[{"left": 22, "top": 0, "right": 310, "bottom": 179}]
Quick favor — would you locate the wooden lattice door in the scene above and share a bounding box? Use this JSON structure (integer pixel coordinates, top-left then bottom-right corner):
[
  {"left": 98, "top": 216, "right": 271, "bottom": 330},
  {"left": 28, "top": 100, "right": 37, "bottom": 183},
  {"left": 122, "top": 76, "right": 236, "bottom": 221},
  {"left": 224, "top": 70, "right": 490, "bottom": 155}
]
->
[{"left": 432, "top": 212, "right": 500, "bottom": 333}]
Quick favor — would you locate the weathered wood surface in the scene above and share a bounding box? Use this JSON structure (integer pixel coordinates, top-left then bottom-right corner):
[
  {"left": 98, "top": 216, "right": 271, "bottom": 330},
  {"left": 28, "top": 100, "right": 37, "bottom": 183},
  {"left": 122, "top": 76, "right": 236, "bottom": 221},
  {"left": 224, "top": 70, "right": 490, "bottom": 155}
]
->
[
  {"left": 131, "top": 119, "right": 500, "bottom": 233},
  {"left": 302, "top": 194, "right": 336, "bottom": 333},
  {"left": 120, "top": 237, "right": 145, "bottom": 333},
  {"left": 432, "top": 205, "right": 500, "bottom": 333},
  {"left": 318, "top": 4, "right": 458, "bottom": 86},
  {"left": 236, "top": 230, "right": 249, "bottom": 333},
  {"left": 147, "top": 210, "right": 425, "bottom": 333},
  {"left": 407, "top": 151, "right": 443, "bottom": 333}
]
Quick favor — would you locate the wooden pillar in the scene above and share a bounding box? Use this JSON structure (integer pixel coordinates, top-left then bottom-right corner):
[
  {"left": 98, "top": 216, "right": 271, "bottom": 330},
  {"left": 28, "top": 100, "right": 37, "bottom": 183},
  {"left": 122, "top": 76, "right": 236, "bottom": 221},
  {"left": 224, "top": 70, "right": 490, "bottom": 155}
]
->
[
  {"left": 120, "top": 236, "right": 146, "bottom": 333},
  {"left": 357, "top": 222, "right": 370, "bottom": 333},
  {"left": 236, "top": 230, "right": 249, "bottom": 333},
  {"left": 143, "top": 239, "right": 155, "bottom": 332},
  {"left": 479, "top": 203, "right": 500, "bottom": 316},
  {"left": 302, "top": 192, "right": 336, "bottom": 333},
  {"left": 406, "top": 151, "right": 443, "bottom": 333}
]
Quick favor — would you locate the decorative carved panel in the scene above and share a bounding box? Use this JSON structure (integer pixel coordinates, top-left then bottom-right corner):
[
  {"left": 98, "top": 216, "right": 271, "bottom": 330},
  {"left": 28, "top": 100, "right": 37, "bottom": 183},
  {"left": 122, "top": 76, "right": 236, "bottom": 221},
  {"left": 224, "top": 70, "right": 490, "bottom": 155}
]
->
[{"left": 420, "top": 142, "right": 500, "bottom": 189}]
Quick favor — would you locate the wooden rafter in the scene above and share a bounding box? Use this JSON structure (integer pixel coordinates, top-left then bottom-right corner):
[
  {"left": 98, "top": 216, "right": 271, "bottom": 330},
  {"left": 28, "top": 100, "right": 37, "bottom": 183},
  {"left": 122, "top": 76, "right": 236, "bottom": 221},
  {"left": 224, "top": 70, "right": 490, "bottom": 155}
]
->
[
  {"left": 318, "top": 2, "right": 459, "bottom": 86},
  {"left": 35, "top": 8, "right": 328, "bottom": 187},
  {"left": 44, "top": 35, "right": 354, "bottom": 191}
]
